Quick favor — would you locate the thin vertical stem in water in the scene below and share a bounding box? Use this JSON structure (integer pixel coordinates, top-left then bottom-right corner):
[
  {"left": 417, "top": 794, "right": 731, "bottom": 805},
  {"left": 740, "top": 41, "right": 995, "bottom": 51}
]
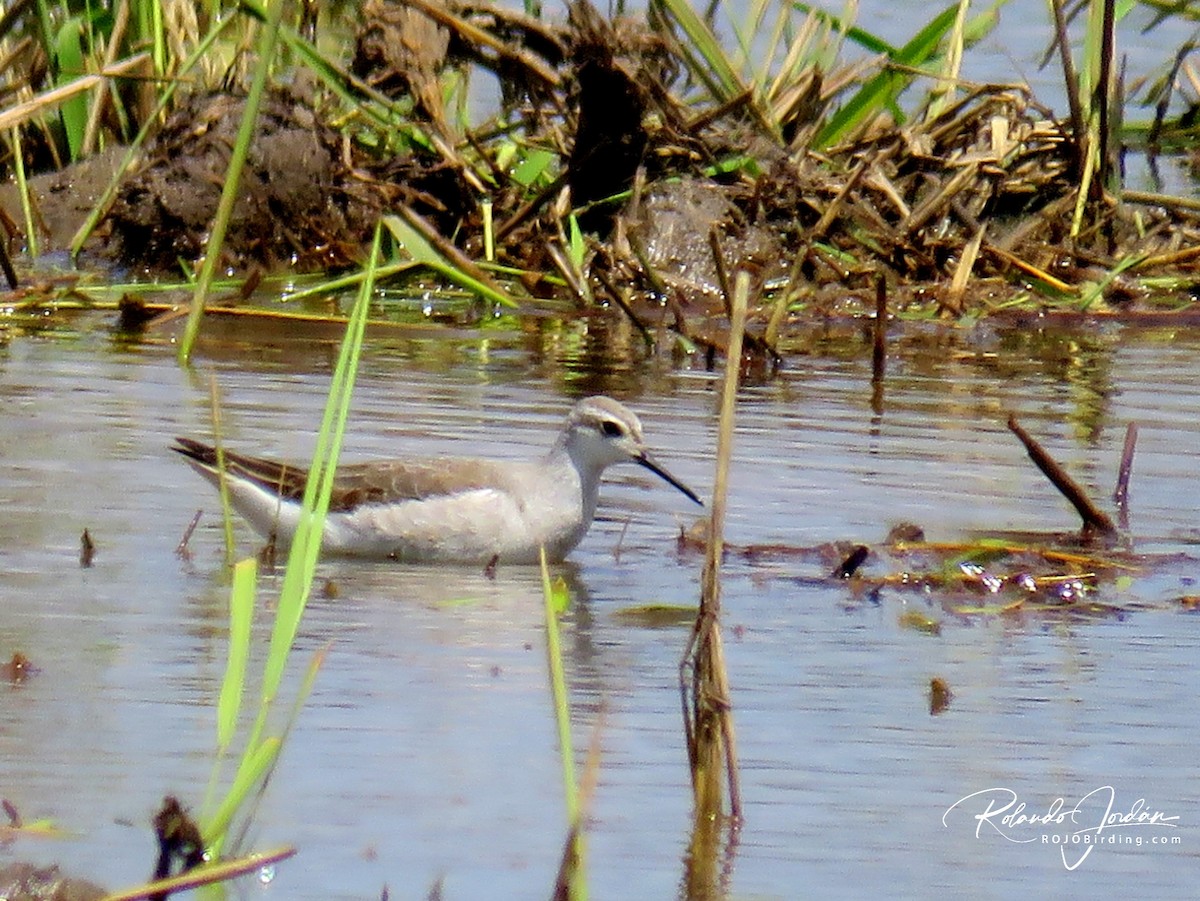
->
[
  {"left": 540, "top": 546, "right": 586, "bottom": 901},
  {"left": 548, "top": 705, "right": 605, "bottom": 901},
  {"left": 680, "top": 271, "right": 746, "bottom": 822},
  {"left": 1114, "top": 422, "right": 1137, "bottom": 530},
  {"left": 872, "top": 272, "right": 887, "bottom": 379},
  {"left": 540, "top": 547, "right": 578, "bottom": 821},
  {"left": 708, "top": 228, "right": 731, "bottom": 316},
  {"left": 207, "top": 375, "right": 236, "bottom": 567},
  {"left": 871, "top": 272, "right": 887, "bottom": 415}
]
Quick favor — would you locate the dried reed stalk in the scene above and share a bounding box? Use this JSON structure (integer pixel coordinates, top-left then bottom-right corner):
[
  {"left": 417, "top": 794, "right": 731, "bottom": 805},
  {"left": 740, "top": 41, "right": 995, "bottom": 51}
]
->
[{"left": 680, "top": 270, "right": 746, "bottom": 820}]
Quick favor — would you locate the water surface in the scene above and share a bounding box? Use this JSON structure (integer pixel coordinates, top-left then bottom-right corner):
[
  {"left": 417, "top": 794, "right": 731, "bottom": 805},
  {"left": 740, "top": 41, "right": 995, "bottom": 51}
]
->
[{"left": 0, "top": 319, "right": 1197, "bottom": 899}]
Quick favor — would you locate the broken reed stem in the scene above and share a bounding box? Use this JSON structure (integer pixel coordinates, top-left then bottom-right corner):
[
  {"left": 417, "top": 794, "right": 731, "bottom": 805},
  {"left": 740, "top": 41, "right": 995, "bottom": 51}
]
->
[
  {"left": 681, "top": 270, "right": 746, "bottom": 821},
  {"left": 872, "top": 272, "right": 887, "bottom": 383},
  {"left": 870, "top": 273, "right": 887, "bottom": 414},
  {"left": 1114, "top": 422, "right": 1138, "bottom": 529},
  {"left": 1007, "top": 414, "right": 1118, "bottom": 538}
]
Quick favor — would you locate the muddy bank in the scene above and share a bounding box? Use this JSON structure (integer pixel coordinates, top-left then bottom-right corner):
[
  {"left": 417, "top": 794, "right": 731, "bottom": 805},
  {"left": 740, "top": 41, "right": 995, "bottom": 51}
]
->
[{"left": 10, "top": 0, "right": 1200, "bottom": 326}]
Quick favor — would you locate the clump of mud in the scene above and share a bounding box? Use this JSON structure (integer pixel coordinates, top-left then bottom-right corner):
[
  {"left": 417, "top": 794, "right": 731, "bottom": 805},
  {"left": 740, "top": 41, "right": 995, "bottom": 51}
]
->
[
  {"left": 107, "top": 84, "right": 374, "bottom": 272},
  {"left": 626, "top": 178, "right": 789, "bottom": 303}
]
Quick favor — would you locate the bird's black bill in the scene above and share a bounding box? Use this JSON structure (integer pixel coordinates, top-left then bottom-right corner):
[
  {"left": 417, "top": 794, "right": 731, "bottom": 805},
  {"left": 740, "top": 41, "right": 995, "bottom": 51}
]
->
[{"left": 637, "top": 455, "right": 703, "bottom": 506}]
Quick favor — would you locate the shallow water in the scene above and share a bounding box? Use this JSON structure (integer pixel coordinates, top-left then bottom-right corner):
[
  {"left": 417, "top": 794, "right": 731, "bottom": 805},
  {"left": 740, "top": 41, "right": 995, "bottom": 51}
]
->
[{"left": 0, "top": 315, "right": 1197, "bottom": 899}]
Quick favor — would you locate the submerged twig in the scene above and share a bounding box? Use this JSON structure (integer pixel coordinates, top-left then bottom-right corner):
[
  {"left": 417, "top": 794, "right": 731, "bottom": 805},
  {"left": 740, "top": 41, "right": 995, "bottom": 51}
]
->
[
  {"left": 1007, "top": 414, "right": 1118, "bottom": 538},
  {"left": 832, "top": 545, "right": 870, "bottom": 579}
]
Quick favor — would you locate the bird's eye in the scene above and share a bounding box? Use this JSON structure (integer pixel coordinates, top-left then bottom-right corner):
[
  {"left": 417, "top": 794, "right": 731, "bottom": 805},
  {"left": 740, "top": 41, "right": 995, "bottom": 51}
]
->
[{"left": 601, "top": 420, "right": 624, "bottom": 438}]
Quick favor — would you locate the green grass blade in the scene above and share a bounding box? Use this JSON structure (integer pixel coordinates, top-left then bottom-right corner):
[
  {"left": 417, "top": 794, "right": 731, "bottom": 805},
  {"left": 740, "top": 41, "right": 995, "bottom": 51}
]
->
[
  {"left": 540, "top": 547, "right": 577, "bottom": 821},
  {"left": 511, "top": 146, "right": 556, "bottom": 188},
  {"left": 567, "top": 215, "right": 585, "bottom": 271},
  {"left": 204, "top": 226, "right": 378, "bottom": 854},
  {"left": 226, "top": 644, "right": 329, "bottom": 855},
  {"left": 54, "top": 15, "right": 87, "bottom": 160},
  {"left": 791, "top": 3, "right": 897, "bottom": 56},
  {"left": 813, "top": 3, "right": 960, "bottom": 149},
  {"left": 207, "top": 376, "right": 237, "bottom": 566},
  {"left": 217, "top": 558, "right": 256, "bottom": 752},
  {"left": 960, "top": 0, "right": 1006, "bottom": 46},
  {"left": 203, "top": 736, "right": 282, "bottom": 843},
  {"left": 1078, "top": 253, "right": 1144, "bottom": 310},
  {"left": 177, "top": 0, "right": 287, "bottom": 364},
  {"left": 260, "top": 223, "right": 378, "bottom": 702},
  {"left": 483, "top": 198, "right": 495, "bottom": 261},
  {"left": 382, "top": 214, "right": 519, "bottom": 307},
  {"left": 539, "top": 546, "right": 585, "bottom": 899},
  {"left": 1078, "top": 0, "right": 1136, "bottom": 112},
  {"left": 146, "top": 0, "right": 166, "bottom": 78},
  {"left": 33, "top": 0, "right": 54, "bottom": 57},
  {"left": 655, "top": 0, "right": 747, "bottom": 101},
  {"left": 382, "top": 213, "right": 441, "bottom": 267},
  {"left": 9, "top": 128, "right": 37, "bottom": 260}
]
